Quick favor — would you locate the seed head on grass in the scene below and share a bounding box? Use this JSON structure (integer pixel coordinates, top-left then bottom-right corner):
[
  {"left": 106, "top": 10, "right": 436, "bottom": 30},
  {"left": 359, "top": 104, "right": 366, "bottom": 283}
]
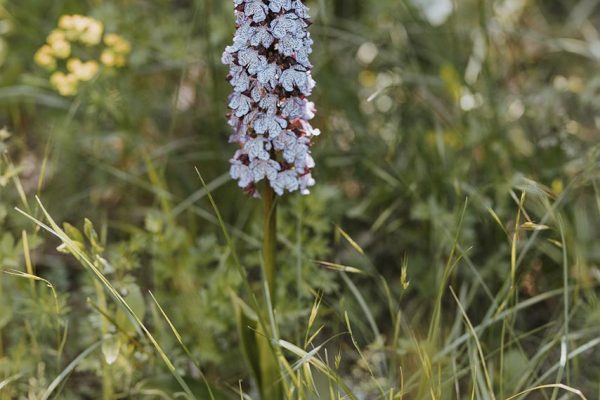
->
[{"left": 223, "top": 0, "right": 320, "bottom": 197}]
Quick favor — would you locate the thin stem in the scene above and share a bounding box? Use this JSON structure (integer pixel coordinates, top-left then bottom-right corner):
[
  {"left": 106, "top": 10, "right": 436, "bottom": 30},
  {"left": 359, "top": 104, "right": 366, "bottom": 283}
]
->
[
  {"left": 259, "top": 183, "right": 282, "bottom": 400},
  {"left": 94, "top": 279, "right": 113, "bottom": 400},
  {"left": 263, "top": 183, "right": 277, "bottom": 302}
]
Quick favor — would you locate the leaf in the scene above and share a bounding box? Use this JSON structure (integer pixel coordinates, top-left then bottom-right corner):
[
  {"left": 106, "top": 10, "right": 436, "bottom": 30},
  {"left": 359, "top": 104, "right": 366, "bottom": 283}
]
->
[
  {"left": 0, "top": 85, "right": 70, "bottom": 109},
  {"left": 0, "top": 302, "right": 13, "bottom": 329},
  {"left": 101, "top": 334, "right": 121, "bottom": 365},
  {"left": 502, "top": 350, "right": 529, "bottom": 388},
  {"left": 62, "top": 222, "right": 84, "bottom": 243},
  {"left": 115, "top": 282, "right": 146, "bottom": 336},
  {"left": 41, "top": 342, "right": 103, "bottom": 400},
  {"left": 84, "top": 218, "right": 104, "bottom": 253},
  {"left": 59, "top": 223, "right": 86, "bottom": 255},
  {"left": 231, "top": 293, "right": 261, "bottom": 389}
]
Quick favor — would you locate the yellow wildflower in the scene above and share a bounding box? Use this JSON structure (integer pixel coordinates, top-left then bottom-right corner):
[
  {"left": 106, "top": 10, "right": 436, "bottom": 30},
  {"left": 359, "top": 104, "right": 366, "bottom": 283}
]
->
[
  {"left": 34, "top": 45, "right": 56, "bottom": 70},
  {"left": 49, "top": 37, "right": 71, "bottom": 59},
  {"left": 47, "top": 29, "right": 66, "bottom": 45},
  {"left": 58, "top": 15, "right": 75, "bottom": 30},
  {"left": 100, "top": 50, "right": 116, "bottom": 67},
  {"left": 104, "top": 33, "right": 131, "bottom": 55},
  {"left": 71, "top": 15, "right": 91, "bottom": 33},
  {"left": 50, "top": 71, "right": 79, "bottom": 96},
  {"left": 100, "top": 50, "right": 126, "bottom": 68},
  {"left": 67, "top": 58, "right": 99, "bottom": 81},
  {"left": 103, "top": 33, "right": 119, "bottom": 47},
  {"left": 80, "top": 19, "right": 104, "bottom": 46}
]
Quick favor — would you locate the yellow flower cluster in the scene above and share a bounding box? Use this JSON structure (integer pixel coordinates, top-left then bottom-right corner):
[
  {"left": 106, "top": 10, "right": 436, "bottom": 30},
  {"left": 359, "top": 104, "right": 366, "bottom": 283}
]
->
[
  {"left": 34, "top": 14, "right": 131, "bottom": 96},
  {"left": 59, "top": 14, "right": 104, "bottom": 45},
  {"left": 101, "top": 33, "right": 131, "bottom": 68}
]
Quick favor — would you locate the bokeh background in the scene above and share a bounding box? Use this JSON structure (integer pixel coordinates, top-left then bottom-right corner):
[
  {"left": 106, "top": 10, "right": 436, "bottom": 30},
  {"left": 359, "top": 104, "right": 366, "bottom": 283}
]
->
[{"left": 1, "top": 0, "right": 600, "bottom": 398}]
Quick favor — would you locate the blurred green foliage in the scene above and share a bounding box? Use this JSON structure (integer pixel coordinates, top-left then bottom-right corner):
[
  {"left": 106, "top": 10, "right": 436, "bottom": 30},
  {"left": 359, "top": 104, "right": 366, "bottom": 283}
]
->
[{"left": 1, "top": 0, "right": 600, "bottom": 398}]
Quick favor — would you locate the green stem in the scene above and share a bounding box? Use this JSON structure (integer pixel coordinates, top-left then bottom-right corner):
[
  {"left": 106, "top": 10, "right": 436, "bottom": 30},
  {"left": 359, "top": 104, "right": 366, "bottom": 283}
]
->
[
  {"left": 94, "top": 279, "right": 113, "bottom": 400},
  {"left": 263, "top": 183, "right": 277, "bottom": 302},
  {"left": 258, "top": 183, "right": 282, "bottom": 400}
]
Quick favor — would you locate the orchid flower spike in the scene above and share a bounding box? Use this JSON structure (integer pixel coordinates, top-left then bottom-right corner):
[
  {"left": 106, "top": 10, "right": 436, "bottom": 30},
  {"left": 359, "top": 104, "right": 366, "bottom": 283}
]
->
[{"left": 223, "top": 0, "right": 320, "bottom": 197}]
